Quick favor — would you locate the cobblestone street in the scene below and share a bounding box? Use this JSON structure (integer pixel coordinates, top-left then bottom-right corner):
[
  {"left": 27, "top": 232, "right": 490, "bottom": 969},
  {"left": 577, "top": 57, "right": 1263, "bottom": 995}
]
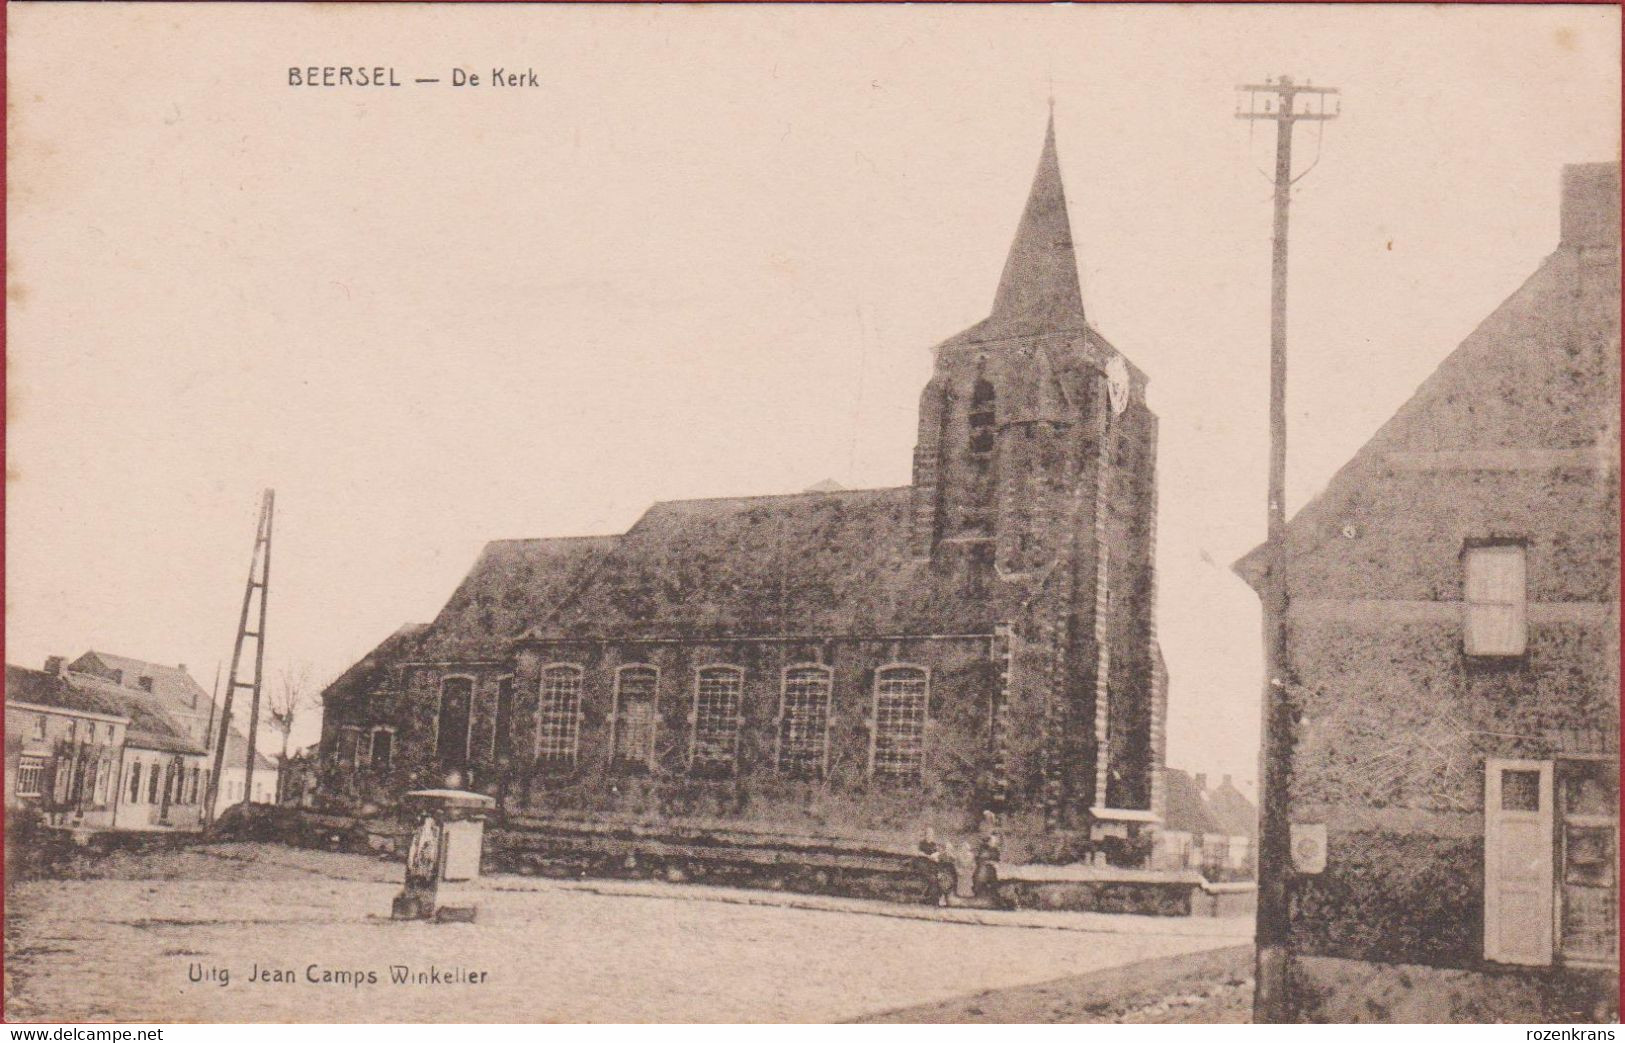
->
[{"left": 4, "top": 843, "right": 1251, "bottom": 1023}]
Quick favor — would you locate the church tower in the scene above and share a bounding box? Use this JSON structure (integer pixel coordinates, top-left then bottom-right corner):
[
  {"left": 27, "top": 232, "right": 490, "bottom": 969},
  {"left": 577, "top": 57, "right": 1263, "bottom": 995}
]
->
[{"left": 910, "top": 114, "right": 1164, "bottom": 827}]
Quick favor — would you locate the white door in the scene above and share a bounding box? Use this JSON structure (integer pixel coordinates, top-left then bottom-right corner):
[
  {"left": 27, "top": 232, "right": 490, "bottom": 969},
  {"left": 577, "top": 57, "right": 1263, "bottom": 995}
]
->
[{"left": 1485, "top": 758, "right": 1554, "bottom": 965}]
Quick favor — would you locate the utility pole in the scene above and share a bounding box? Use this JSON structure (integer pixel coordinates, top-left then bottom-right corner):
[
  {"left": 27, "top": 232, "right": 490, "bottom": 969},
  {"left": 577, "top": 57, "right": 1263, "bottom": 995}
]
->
[
  {"left": 1235, "top": 75, "right": 1338, "bottom": 1023},
  {"left": 206, "top": 489, "right": 275, "bottom": 822}
]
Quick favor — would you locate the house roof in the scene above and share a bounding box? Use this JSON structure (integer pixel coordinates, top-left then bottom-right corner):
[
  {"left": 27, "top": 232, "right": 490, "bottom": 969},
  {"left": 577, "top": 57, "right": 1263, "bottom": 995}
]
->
[
  {"left": 53, "top": 670, "right": 208, "bottom": 756},
  {"left": 1235, "top": 162, "right": 1620, "bottom": 588},
  {"left": 1162, "top": 768, "right": 1223, "bottom": 835},
  {"left": 5, "top": 665, "right": 130, "bottom": 720},
  {"left": 69, "top": 651, "right": 209, "bottom": 709},
  {"left": 210, "top": 722, "right": 280, "bottom": 772},
  {"left": 1205, "top": 778, "right": 1257, "bottom": 838}
]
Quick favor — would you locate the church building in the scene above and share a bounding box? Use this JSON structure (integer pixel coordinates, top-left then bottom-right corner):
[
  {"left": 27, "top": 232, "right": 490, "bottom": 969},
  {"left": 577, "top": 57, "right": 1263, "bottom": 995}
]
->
[{"left": 320, "top": 116, "right": 1167, "bottom": 860}]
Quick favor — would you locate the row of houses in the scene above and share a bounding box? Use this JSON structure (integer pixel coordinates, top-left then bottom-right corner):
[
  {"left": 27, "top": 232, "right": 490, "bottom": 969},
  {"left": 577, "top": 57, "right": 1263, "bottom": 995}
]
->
[
  {"left": 3, "top": 652, "right": 277, "bottom": 831},
  {"left": 1152, "top": 768, "right": 1256, "bottom": 879}
]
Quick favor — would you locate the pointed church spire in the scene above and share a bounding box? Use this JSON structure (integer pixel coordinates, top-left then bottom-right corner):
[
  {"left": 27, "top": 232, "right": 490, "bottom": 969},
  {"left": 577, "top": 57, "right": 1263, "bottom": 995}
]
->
[{"left": 989, "top": 113, "right": 1086, "bottom": 327}]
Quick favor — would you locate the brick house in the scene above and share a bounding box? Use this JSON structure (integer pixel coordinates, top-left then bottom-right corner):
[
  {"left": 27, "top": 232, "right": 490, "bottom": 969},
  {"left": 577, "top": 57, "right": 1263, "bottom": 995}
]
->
[
  {"left": 5, "top": 665, "right": 129, "bottom": 830},
  {"left": 1236, "top": 162, "right": 1619, "bottom": 1020},
  {"left": 1203, "top": 773, "right": 1257, "bottom": 877},
  {"left": 1151, "top": 768, "right": 1224, "bottom": 873},
  {"left": 1151, "top": 770, "right": 1254, "bottom": 878},
  {"left": 66, "top": 651, "right": 278, "bottom": 816},
  {"left": 321, "top": 116, "right": 1168, "bottom": 860},
  {"left": 5, "top": 662, "right": 211, "bottom": 831}
]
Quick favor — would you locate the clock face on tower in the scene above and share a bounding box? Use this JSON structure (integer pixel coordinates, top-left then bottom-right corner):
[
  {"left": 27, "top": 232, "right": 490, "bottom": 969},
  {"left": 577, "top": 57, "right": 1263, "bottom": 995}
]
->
[{"left": 1106, "top": 354, "right": 1130, "bottom": 416}]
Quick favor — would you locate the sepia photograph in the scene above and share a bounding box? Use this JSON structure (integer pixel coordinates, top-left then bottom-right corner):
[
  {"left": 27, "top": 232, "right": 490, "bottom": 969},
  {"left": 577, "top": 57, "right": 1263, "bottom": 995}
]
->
[{"left": 3, "top": 1, "right": 1619, "bottom": 1026}]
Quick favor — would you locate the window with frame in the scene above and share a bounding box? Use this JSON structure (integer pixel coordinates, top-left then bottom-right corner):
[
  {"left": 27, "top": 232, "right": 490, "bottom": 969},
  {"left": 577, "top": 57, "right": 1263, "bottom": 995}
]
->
[
  {"left": 493, "top": 677, "right": 514, "bottom": 761},
  {"left": 16, "top": 756, "right": 45, "bottom": 797},
  {"left": 1464, "top": 543, "right": 1527, "bottom": 657},
  {"left": 128, "top": 762, "right": 143, "bottom": 803},
  {"left": 778, "top": 666, "right": 832, "bottom": 778},
  {"left": 436, "top": 677, "right": 473, "bottom": 766},
  {"left": 537, "top": 666, "right": 584, "bottom": 764},
  {"left": 95, "top": 760, "right": 112, "bottom": 806},
  {"left": 691, "top": 667, "right": 743, "bottom": 774},
  {"left": 31, "top": 716, "right": 46, "bottom": 741},
  {"left": 337, "top": 726, "right": 362, "bottom": 770},
  {"left": 1559, "top": 759, "right": 1618, "bottom": 966},
  {"left": 612, "top": 666, "right": 660, "bottom": 770},
  {"left": 371, "top": 728, "right": 394, "bottom": 772},
  {"left": 147, "top": 765, "right": 160, "bottom": 804},
  {"left": 872, "top": 666, "right": 928, "bottom": 781},
  {"left": 969, "top": 379, "right": 996, "bottom": 456}
]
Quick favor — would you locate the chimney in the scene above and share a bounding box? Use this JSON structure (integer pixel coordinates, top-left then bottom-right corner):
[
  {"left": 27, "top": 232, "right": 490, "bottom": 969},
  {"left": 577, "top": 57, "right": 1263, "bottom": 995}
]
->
[
  {"left": 1194, "top": 772, "right": 1208, "bottom": 793},
  {"left": 1560, "top": 162, "right": 1620, "bottom": 248},
  {"left": 44, "top": 656, "right": 64, "bottom": 676}
]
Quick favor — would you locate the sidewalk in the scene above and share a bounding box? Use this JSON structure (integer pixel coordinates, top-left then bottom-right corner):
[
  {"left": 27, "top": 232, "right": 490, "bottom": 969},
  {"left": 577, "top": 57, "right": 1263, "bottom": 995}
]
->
[{"left": 859, "top": 943, "right": 1255, "bottom": 1023}]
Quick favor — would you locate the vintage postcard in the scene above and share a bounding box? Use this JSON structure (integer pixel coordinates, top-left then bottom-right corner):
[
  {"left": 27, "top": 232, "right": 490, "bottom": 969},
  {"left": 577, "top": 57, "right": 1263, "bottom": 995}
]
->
[{"left": 4, "top": 1, "right": 1619, "bottom": 1025}]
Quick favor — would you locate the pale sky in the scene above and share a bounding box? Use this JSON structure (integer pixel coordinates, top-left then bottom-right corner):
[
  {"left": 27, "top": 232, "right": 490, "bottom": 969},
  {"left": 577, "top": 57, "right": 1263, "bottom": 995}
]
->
[{"left": 7, "top": 4, "right": 1619, "bottom": 791}]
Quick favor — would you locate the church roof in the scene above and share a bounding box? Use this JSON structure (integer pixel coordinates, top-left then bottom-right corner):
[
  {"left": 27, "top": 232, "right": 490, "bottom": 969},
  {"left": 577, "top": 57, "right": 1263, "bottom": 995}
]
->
[
  {"left": 534, "top": 487, "right": 991, "bottom": 641},
  {"left": 327, "top": 118, "right": 1140, "bottom": 675},
  {"left": 990, "top": 113, "right": 1086, "bottom": 331},
  {"left": 320, "top": 622, "right": 433, "bottom": 720},
  {"left": 414, "top": 536, "right": 618, "bottom": 659},
  {"left": 382, "top": 486, "right": 999, "bottom": 660}
]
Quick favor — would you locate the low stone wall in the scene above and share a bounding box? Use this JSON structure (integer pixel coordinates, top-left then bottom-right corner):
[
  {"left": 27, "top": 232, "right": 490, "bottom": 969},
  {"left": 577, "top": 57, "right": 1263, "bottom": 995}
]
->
[
  {"left": 216, "top": 802, "right": 939, "bottom": 904},
  {"left": 991, "top": 863, "right": 1256, "bottom": 917},
  {"left": 485, "top": 816, "right": 939, "bottom": 904}
]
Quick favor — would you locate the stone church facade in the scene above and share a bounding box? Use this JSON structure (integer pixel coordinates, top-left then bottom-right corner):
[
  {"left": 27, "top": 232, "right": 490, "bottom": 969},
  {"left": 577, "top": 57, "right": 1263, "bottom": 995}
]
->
[{"left": 320, "top": 117, "right": 1166, "bottom": 858}]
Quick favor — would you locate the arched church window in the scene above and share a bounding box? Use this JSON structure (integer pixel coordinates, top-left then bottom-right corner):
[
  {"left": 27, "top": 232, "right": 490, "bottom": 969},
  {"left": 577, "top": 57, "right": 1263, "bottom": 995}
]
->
[
  {"left": 969, "top": 379, "right": 996, "bottom": 456},
  {"left": 690, "top": 666, "right": 743, "bottom": 776},
  {"left": 436, "top": 677, "right": 473, "bottom": 766},
  {"left": 871, "top": 666, "right": 929, "bottom": 781},
  {"left": 612, "top": 665, "right": 660, "bottom": 771},
  {"left": 777, "top": 665, "right": 832, "bottom": 778},
  {"left": 537, "top": 665, "right": 584, "bottom": 765}
]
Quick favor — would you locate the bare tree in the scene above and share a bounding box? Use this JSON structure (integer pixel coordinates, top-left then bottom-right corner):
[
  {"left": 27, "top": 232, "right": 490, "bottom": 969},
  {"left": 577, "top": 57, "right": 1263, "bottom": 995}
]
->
[{"left": 267, "top": 662, "right": 313, "bottom": 803}]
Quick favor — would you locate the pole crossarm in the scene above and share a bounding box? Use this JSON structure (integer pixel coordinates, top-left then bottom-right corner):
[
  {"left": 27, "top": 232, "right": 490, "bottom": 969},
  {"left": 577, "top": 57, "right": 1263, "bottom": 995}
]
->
[{"left": 1236, "top": 112, "right": 1340, "bottom": 123}]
